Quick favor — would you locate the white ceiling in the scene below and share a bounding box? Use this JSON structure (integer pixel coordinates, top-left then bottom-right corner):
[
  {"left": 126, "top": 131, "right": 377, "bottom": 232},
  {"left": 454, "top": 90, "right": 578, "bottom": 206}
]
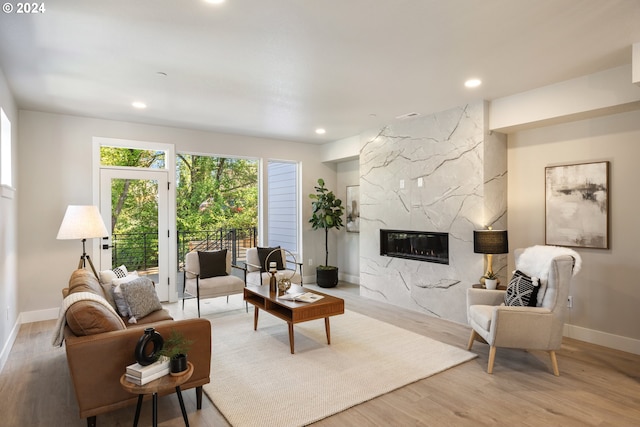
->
[{"left": 1, "top": 0, "right": 640, "bottom": 144}]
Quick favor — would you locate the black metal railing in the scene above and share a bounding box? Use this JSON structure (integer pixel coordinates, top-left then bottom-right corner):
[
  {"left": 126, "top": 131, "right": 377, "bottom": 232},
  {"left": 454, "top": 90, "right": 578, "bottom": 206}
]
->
[{"left": 111, "top": 227, "right": 258, "bottom": 271}]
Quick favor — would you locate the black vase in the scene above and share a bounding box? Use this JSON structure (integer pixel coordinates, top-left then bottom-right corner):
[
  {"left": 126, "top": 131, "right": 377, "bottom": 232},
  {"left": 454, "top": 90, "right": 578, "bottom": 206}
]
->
[
  {"left": 134, "top": 328, "right": 164, "bottom": 366},
  {"left": 170, "top": 354, "right": 188, "bottom": 375}
]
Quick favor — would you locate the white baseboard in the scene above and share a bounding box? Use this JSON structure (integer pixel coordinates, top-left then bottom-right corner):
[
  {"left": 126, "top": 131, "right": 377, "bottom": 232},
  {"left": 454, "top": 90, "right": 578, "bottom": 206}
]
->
[
  {"left": 20, "top": 307, "right": 59, "bottom": 324},
  {"left": 0, "top": 318, "right": 20, "bottom": 373},
  {"left": 339, "top": 272, "right": 360, "bottom": 285},
  {"left": 564, "top": 323, "right": 640, "bottom": 355}
]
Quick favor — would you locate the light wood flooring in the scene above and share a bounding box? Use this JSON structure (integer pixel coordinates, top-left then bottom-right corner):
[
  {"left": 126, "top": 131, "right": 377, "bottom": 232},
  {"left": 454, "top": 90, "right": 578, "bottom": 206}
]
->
[{"left": 1, "top": 282, "right": 639, "bottom": 426}]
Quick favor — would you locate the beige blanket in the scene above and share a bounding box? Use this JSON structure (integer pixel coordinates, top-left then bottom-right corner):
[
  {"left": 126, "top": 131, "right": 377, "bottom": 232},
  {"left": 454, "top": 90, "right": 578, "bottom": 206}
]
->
[{"left": 51, "top": 291, "right": 126, "bottom": 347}]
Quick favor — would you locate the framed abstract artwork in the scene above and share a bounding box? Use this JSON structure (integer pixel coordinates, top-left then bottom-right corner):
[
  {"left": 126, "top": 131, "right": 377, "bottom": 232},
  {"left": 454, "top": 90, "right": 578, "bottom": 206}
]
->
[
  {"left": 346, "top": 185, "right": 360, "bottom": 233},
  {"left": 545, "top": 161, "right": 609, "bottom": 249}
]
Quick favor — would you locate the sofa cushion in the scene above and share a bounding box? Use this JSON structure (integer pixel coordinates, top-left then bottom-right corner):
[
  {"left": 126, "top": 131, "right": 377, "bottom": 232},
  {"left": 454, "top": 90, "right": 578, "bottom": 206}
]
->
[
  {"left": 65, "top": 300, "right": 126, "bottom": 336},
  {"left": 121, "top": 277, "right": 163, "bottom": 323},
  {"left": 257, "top": 246, "right": 284, "bottom": 272},
  {"left": 505, "top": 270, "right": 540, "bottom": 307},
  {"left": 68, "top": 269, "right": 107, "bottom": 298},
  {"left": 198, "top": 249, "right": 228, "bottom": 279}
]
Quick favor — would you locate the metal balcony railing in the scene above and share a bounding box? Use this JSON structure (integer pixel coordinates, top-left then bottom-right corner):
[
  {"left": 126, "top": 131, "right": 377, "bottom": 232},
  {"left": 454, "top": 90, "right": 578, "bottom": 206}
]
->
[{"left": 111, "top": 227, "right": 258, "bottom": 272}]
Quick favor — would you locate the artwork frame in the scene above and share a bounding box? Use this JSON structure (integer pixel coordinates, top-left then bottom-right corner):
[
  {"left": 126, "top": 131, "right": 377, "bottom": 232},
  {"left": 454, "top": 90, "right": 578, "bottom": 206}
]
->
[
  {"left": 545, "top": 161, "right": 609, "bottom": 249},
  {"left": 346, "top": 185, "right": 360, "bottom": 233}
]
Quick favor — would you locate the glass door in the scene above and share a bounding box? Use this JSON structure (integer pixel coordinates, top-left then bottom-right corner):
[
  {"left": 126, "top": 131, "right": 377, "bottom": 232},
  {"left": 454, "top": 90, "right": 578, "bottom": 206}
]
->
[{"left": 100, "top": 168, "right": 170, "bottom": 301}]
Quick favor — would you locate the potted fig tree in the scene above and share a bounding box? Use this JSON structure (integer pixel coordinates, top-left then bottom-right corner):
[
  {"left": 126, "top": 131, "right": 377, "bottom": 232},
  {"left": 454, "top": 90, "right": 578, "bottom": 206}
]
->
[{"left": 309, "top": 178, "right": 345, "bottom": 288}]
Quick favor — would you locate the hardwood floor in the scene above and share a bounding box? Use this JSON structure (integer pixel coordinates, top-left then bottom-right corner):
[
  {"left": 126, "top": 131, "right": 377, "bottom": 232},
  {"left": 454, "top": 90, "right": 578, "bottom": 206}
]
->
[{"left": 1, "top": 282, "right": 639, "bottom": 426}]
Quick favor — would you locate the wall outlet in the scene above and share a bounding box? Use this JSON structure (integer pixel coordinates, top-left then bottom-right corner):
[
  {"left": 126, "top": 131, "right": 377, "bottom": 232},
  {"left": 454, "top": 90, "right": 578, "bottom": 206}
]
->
[{"left": 567, "top": 296, "right": 573, "bottom": 308}]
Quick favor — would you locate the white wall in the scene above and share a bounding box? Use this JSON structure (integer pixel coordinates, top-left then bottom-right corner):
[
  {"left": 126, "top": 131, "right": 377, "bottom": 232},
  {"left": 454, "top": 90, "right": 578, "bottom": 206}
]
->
[
  {"left": 508, "top": 109, "right": 640, "bottom": 353},
  {"left": 336, "top": 159, "right": 360, "bottom": 283},
  {"left": 17, "top": 110, "right": 335, "bottom": 318},
  {"left": 0, "top": 66, "right": 19, "bottom": 370}
]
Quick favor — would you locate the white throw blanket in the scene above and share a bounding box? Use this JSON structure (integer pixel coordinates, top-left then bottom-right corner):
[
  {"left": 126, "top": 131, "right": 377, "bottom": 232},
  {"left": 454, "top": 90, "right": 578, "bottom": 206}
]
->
[
  {"left": 51, "top": 291, "right": 126, "bottom": 347},
  {"left": 517, "top": 245, "right": 582, "bottom": 285}
]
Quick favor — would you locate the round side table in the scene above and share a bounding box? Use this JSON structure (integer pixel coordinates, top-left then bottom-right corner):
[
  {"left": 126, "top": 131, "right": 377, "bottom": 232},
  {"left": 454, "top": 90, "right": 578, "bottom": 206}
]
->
[{"left": 120, "top": 361, "right": 194, "bottom": 427}]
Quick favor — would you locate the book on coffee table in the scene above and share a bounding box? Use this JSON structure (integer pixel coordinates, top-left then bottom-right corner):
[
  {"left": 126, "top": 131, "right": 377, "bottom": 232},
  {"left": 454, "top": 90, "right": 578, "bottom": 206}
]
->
[{"left": 279, "top": 292, "right": 324, "bottom": 303}]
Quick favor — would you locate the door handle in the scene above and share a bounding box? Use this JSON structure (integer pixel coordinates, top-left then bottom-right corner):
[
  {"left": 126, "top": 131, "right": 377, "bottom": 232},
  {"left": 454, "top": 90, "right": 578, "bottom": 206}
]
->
[{"left": 102, "top": 244, "right": 114, "bottom": 250}]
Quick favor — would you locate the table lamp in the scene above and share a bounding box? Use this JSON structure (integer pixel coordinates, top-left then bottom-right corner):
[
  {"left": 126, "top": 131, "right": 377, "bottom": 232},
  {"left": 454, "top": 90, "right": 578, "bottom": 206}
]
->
[
  {"left": 57, "top": 205, "right": 108, "bottom": 278},
  {"left": 473, "top": 227, "right": 508, "bottom": 285}
]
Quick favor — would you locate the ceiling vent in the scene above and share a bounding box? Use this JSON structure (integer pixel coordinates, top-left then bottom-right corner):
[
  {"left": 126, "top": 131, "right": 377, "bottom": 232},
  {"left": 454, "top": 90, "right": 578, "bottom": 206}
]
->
[{"left": 395, "top": 112, "right": 421, "bottom": 120}]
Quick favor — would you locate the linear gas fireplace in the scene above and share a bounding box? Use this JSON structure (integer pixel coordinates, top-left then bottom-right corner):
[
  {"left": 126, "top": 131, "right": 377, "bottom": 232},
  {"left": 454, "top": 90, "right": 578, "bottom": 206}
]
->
[{"left": 380, "top": 229, "right": 449, "bottom": 264}]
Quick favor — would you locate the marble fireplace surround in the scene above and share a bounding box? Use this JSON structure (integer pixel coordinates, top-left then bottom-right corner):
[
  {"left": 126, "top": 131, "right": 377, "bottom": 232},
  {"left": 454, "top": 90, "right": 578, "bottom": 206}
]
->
[{"left": 359, "top": 101, "right": 507, "bottom": 325}]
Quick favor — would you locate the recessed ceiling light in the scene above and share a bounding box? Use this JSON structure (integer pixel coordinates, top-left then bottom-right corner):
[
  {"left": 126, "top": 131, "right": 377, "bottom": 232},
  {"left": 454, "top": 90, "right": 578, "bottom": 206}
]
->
[
  {"left": 132, "top": 101, "right": 147, "bottom": 109},
  {"left": 204, "top": 0, "right": 225, "bottom": 4},
  {"left": 315, "top": 128, "right": 326, "bottom": 135},
  {"left": 465, "top": 78, "right": 482, "bottom": 88}
]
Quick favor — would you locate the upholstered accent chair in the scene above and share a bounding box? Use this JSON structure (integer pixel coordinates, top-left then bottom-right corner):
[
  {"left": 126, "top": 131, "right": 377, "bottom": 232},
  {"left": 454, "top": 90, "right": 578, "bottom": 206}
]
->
[
  {"left": 466, "top": 246, "right": 580, "bottom": 375},
  {"left": 244, "top": 247, "right": 303, "bottom": 287},
  {"left": 183, "top": 249, "right": 247, "bottom": 317}
]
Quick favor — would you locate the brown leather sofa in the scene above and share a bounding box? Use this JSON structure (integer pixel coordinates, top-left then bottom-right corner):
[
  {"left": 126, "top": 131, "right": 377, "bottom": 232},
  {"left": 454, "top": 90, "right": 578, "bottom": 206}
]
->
[{"left": 61, "top": 269, "right": 211, "bottom": 427}]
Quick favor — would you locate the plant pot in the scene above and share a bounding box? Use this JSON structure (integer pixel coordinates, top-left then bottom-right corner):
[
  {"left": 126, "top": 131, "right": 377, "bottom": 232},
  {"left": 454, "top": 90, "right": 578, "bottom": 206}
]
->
[
  {"left": 485, "top": 279, "right": 498, "bottom": 290},
  {"left": 170, "top": 354, "right": 188, "bottom": 375},
  {"left": 316, "top": 267, "right": 338, "bottom": 288}
]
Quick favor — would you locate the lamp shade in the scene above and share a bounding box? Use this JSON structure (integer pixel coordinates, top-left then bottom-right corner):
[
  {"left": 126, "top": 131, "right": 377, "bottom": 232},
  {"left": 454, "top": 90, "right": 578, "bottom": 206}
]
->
[
  {"left": 57, "top": 205, "right": 108, "bottom": 240},
  {"left": 473, "top": 229, "right": 508, "bottom": 254}
]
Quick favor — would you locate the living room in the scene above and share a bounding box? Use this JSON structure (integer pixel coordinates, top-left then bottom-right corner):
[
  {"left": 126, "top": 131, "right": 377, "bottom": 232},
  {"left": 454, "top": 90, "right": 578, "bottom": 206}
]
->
[{"left": 2, "top": 1, "right": 640, "bottom": 425}]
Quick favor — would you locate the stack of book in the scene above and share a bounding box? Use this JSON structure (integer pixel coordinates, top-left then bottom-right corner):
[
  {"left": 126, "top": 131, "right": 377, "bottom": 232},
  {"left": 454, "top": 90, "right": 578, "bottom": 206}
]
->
[{"left": 125, "top": 357, "right": 170, "bottom": 385}]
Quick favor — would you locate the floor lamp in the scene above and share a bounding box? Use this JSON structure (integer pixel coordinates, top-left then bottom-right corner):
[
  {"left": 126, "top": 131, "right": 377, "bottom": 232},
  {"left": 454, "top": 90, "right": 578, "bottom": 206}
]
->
[
  {"left": 473, "top": 227, "right": 509, "bottom": 285},
  {"left": 57, "top": 205, "right": 108, "bottom": 279}
]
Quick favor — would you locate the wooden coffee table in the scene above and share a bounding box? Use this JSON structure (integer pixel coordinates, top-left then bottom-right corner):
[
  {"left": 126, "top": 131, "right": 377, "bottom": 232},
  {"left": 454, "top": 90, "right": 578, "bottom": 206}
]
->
[{"left": 243, "top": 284, "right": 345, "bottom": 354}]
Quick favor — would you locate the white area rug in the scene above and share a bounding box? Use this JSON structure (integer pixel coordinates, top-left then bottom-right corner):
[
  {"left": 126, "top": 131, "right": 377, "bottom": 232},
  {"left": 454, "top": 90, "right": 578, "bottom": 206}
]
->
[{"left": 203, "top": 309, "right": 476, "bottom": 427}]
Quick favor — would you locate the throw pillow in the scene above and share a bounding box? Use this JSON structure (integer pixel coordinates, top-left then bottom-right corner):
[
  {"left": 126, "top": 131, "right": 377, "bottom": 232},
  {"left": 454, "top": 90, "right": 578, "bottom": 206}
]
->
[
  {"left": 99, "top": 265, "right": 129, "bottom": 285},
  {"left": 257, "top": 246, "right": 284, "bottom": 272},
  {"left": 121, "top": 277, "right": 162, "bottom": 323},
  {"left": 505, "top": 270, "right": 540, "bottom": 307},
  {"left": 111, "top": 272, "right": 140, "bottom": 317},
  {"left": 198, "top": 250, "right": 228, "bottom": 279}
]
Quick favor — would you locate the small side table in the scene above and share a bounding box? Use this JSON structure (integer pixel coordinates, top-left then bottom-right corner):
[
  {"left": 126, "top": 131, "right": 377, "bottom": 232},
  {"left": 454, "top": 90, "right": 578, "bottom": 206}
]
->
[
  {"left": 472, "top": 283, "right": 507, "bottom": 291},
  {"left": 120, "top": 361, "right": 194, "bottom": 427}
]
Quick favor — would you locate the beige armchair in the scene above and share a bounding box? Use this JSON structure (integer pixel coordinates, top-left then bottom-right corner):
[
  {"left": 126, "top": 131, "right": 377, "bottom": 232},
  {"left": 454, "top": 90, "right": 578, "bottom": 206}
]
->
[
  {"left": 466, "top": 246, "right": 580, "bottom": 375},
  {"left": 245, "top": 247, "right": 303, "bottom": 287},
  {"left": 183, "top": 249, "right": 247, "bottom": 317}
]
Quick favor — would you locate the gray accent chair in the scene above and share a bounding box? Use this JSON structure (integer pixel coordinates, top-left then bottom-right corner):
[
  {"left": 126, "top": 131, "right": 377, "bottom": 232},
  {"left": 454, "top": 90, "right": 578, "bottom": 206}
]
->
[
  {"left": 466, "top": 247, "right": 577, "bottom": 375},
  {"left": 183, "top": 250, "right": 247, "bottom": 317}
]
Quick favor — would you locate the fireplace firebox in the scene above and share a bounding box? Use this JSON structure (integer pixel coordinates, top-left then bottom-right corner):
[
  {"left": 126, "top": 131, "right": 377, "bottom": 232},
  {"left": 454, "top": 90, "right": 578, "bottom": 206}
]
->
[{"left": 380, "top": 229, "right": 449, "bottom": 264}]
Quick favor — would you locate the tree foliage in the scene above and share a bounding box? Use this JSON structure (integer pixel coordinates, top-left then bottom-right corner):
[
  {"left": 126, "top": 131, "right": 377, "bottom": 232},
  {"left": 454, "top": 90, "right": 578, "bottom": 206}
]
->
[{"left": 100, "top": 147, "right": 258, "bottom": 269}]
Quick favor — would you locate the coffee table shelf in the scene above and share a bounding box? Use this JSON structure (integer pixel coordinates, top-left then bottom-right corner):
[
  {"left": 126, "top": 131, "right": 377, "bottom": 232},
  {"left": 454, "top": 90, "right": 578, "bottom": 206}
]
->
[{"left": 244, "top": 284, "right": 344, "bottom": 354}]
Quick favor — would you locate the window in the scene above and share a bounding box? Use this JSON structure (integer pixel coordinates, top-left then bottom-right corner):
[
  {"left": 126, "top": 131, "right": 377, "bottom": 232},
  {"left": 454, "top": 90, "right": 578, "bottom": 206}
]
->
[
  {"left": 100, "top": 146, "right": 166, "bottom": 169},
  {"left": 1, "top": 108, "right": 12, "bottom": 188},
  {"left": 267, "top": 161, "right": 299, "bottom": 254}
]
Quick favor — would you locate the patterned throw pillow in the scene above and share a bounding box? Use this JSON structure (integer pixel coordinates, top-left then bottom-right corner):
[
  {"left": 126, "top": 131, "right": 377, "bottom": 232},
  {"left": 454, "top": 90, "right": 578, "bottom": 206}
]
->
[
  {"left": 505, "top": 270, "right": 540, "bottom": 307},
  {"left": 121, "top": 277, "right": 162, "bottom": 323},
  {"left": 111, "top": 272, "right": 140, "bottom": 317}
]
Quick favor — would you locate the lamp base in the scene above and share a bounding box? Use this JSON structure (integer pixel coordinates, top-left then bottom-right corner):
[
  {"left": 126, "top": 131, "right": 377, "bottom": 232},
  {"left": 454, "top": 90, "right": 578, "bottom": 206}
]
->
[{"left": 78, "top": 253, "right": 99, "bottom": 279}]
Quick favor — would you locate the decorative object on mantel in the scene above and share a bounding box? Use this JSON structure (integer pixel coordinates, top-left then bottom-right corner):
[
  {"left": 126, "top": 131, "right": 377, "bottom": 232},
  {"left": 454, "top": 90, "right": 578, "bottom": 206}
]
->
[
  {"left": 473, "top": 227, "right": 508, "bottom": 286},
  {"left": 346, "top": 185, "right": 360, "bottom": 233},
  {"left": 545, "top": 161, "right": 609, "bottom": 249},
  {"left": 56, "top": 205, "right": 108, "bottom": 279},
  {"left": 309, "top": 178, "right": 344, "bottom": 288}
]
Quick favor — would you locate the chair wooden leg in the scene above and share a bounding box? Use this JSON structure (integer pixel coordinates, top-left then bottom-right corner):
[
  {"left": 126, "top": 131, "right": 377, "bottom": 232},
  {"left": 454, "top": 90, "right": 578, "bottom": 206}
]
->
[
  {"left": 549, "top": 350, "right": 560, "bottom": 376},
  {"left": 487, "top": 346, "right": 497, "bottom": 374},
  {"left": 467, "top": 329, "right": 478, "bottom": 350}
]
